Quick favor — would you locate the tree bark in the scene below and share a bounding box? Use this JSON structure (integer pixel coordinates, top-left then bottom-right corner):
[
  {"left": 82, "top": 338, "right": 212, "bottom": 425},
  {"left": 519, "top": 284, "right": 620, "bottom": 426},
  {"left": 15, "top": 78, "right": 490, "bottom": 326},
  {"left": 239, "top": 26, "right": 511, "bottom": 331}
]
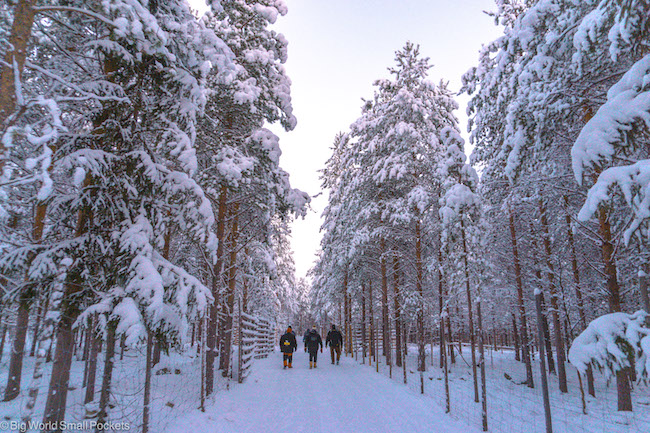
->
[
  {"left": 83, "top": 322, "right": 100, "bottom": 404},
  {"left": 393, "top": 255, "right": 402, "bottom": 367},
  {"left": 539, "top": 200, "right": 568, "bottom": 393},
  {"left": 368, "top": 280, "right": 375, "bottom": 364},
  {"left": 42, "top": 175, "right": 90, "bottom": 428},
  {"left": 512, "top": 313, "right": 520, "bottom": 361},
  {"left": 509, "top": 207, "right": 534, "bottom": 388},
  {"left": 220, "top": 201, "right": 239, "bottom": 376},
  {"left": 0, "top": 0, "right": 37, "bottom": 162},
  {"left": 142, "top": 330, "right": 153, "bottom": 433},
  {"left": 598, "top": 206, "right": 632, "bottom": 411},
  {"left": 97, "top": 321, "right": 117, "bottom": 426},
  {"left": 461, "top": 221, "right": 478, "bottom": 402},
  {"left": 206, "top": 187, "right": 227, "bottom": 395},
  {"left": 380, "top": 238, "right": 391, "bottom": 365},
  {"left": 416, "top": 218, "right": 426, "bottom": 372},
  {"left": 3, "top": 293, "right": 30, "bottom": 401},
  {"left": 361, "top": 282, "right": 367, "bottom": 362},
  {"left": 477, "top": 298, "right": 488, "bottom": 431}
]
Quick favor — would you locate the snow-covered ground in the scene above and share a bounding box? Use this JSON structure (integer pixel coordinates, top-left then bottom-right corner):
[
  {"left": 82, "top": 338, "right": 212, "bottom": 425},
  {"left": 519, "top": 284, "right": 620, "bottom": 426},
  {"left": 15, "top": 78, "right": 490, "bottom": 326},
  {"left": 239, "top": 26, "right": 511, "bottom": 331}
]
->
[
  {"left": 166, "top": 351, "right": 479, "bottom": 433},
  {"left": 367, "top": 343, "right": 650, "bottom": 433},
  {"left": 1, "top": 341, "right": 649, "bottom": 432}
]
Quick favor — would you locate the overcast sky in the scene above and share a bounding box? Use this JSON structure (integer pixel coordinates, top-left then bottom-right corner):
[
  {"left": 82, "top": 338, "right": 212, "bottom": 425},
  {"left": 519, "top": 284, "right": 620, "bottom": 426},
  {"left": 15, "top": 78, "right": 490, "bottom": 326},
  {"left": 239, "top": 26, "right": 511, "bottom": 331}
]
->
[{"left": 191, "top": 0, "right": 503, "bottom": 281}]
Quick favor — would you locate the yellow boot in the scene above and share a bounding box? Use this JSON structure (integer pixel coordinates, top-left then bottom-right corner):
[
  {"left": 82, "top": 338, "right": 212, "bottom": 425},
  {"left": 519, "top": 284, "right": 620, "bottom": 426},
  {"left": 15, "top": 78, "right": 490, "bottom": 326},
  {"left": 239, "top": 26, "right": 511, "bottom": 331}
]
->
[
  {"left": 309, "top": 361, "right": 313, "bottom": 369},
  {"left": 283, "top": 359, "right": 287, "bottom": 369}
]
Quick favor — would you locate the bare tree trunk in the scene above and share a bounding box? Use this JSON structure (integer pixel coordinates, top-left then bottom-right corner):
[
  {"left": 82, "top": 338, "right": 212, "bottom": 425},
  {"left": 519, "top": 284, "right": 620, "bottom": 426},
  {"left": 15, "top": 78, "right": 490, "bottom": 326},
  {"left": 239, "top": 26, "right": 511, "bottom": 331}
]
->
[
  {"left": 220, "top": 202, "right": 239, "bottom": 376},
  {"left": 477, "top": 298, "right": 488, "bottom": 431},
  {"left": 447, "top": 315, "right": 455, "bottom": 365},
  {"left": 461, "top": 222, "right": 478, "bottom": 402},
  {"left": 0, "top": 0, "right": 37, "bottom": 164},
  {"left": 97, "top": 321, "right": 117, "bottom": 426},
  {"left": 393, "top": 256, "right": 402, "bottom": 367},
  {"left": 30, "top": 293, "right": 49, "bottom": 357},
  {"left": 142, "top": 331, "right": 153, "bottom": 433},
  {"left": 380, "top": 238, "right": 391, "bottom": 365},
  {"left": 206, "top": 187, "right": 227, "bottom": 395},
  {"left": 598, "top": 206, "right": 632, "bottom": 411},
  {"left": 84, "top": 318, "right": 100, "bottom": 404},
  {"left": 22, "top": 303, "right": 56, "bottom": 424},
  {"left": 0, "top": 320, "right": 7, "bottom": 362},
  {"left": 512, "top": 313, "right": 520, "bottom": 361},
  {"left": 369, "top": 280, "right": 375, "bottom": 365},
  {"left": 152, "top": 340, "right": 161, "bottom": 366},
  {"left": 416, "top": 218, "right": 426, "bottom": 372},
  {"left": 539, "top": 200, "right": 568, "bottom": 393},
  {"left": 4, "top": 293, "right": 30, "bottom": 401},
  {"left": 509, "top": 207, "right": 534, "bottom": 388},
  {"left": 530, "top": 225, "right": 556, "bottom": 375},
  {"left": 540, "top": 293, "right": 556, "bottom": 375},
  {"left": 42, "top": 175, "right": 91, "bottom": 427},
  {"left": 361, "top": 282, "right": 367, "bottom": 363}
]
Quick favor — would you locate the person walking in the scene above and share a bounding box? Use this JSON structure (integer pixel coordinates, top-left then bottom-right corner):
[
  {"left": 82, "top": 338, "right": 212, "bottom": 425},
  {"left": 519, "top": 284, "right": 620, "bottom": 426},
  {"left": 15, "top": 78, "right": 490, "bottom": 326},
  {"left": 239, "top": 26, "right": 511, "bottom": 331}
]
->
[
  {"left": 304, "top": 327, "right": 323, "bottom": 369},
  {"left": 279, "top": 326, "right": 297, "bottom": 369},
  {"left": 326, "top": 325, "right": 344, "bottom": 365}
]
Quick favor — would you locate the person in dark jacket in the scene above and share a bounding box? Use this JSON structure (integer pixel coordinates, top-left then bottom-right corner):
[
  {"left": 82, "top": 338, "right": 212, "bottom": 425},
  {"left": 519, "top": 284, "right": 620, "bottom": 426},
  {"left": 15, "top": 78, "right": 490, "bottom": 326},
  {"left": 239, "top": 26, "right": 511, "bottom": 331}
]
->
[
  {"left": 325, "top": 325, "right": 344, "bottom": 365},
  {"left": 279, "top": 326, "right": 297, "bottom": 369},
  {"left": 304, "top": 327, "right": 323, "bottom": 369}
]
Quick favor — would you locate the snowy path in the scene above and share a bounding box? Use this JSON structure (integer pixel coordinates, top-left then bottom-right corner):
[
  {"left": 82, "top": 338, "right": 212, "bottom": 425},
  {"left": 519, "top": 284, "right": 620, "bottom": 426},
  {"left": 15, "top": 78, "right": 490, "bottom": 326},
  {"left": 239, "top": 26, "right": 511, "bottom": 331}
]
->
[{"left": 167, "top": 352, "right": 479, "bottom": 433}]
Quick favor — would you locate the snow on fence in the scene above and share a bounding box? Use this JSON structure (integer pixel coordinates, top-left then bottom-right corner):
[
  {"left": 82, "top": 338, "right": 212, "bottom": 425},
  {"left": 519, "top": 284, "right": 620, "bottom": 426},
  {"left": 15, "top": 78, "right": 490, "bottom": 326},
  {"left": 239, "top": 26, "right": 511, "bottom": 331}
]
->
[{"left": 237, "top": 308, "right": 275, "bottom": 383}]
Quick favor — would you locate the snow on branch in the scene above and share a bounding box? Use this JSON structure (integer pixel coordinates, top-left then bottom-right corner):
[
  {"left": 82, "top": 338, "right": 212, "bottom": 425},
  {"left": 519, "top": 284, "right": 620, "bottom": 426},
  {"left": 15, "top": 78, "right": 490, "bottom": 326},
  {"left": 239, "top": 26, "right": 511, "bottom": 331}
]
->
[
  {"left": 572, "top": 54, "right": 650, "bottom": 184},
  {"left": 568, "top": 310, "right": 650, "bottom": 381}
]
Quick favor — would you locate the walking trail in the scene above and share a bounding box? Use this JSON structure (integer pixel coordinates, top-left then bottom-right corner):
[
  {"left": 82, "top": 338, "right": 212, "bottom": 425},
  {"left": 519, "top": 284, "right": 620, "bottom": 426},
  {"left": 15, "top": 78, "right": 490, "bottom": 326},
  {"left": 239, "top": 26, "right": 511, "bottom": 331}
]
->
[{"left": 167, "top": 351, "right": 479, "bottom": 433}]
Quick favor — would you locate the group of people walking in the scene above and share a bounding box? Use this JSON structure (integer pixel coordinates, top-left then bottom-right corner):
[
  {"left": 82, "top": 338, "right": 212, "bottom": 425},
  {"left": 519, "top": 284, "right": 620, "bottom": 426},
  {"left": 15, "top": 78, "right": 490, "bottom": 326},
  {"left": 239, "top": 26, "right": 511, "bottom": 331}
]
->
[{"left": 279, "top": 325, "right": 344, "bottom": 369}]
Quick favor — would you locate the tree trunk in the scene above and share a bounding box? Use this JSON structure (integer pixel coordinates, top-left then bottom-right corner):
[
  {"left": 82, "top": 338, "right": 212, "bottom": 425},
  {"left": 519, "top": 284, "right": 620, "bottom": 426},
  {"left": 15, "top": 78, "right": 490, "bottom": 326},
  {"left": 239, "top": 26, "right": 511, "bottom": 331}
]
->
[
  {"left": 461, "top": 222, "right": 478, "bottom": 403},
  {"left": 380, "top": 238, "right": 391, "bottom": 365},
  {"left": 206, "top": 187, "right": 227, "bottom": 395},
  {"left": 509, "top": 207, "right": 534, "bottom": 388},
  {"left": 220, "top": 201, "right": 239, "bottom": 376},
  {"left": 142, "top": 330, "right": 153, "bottom": 433},
  {"left": 83, "top": 322, "right": 100, "bottom": 404},
  {"left": 30, "top": 293, "right": 49, "bottom": 357},
  {"left": 393, "top": 255, "right": 402, "bottom": 367},
  {"left": 598, "top": 206, "right": 632, "bottom": 411},
  {"left": 539, "top": 200, "right": 568, "bottom": 393},
  {"left": 416, "top": 218, "right": 426, "bottom": 372},
  {"left": 4, "top": 293, "right": 30, "bottom": 401},
  {"left": 22, "top": 302, "right": 56, "bottom": 424},
  {"left": 0, "top": 0, "right": 37, "bottom": 164},
  {"left": 512, "top": 313, "right": 520, "bottom": 361},
  {"left": 477, "top": 298, "right": 488, "bottom": 431},
  {"left": 540, "top": 294, "right": 556, "bottom": 375},
  {"left": 530, "top": 225, "right": 556, "bottom": 375},
  {"left": 0, "top": 320, "right": 7, "bottom": 362},
  {"left": 42, "top": 173, "right": 91, "bottom": 427},
  {"left": 342, "top": 269, "right": 350, "bottom": 355},
  {"left": 438, "top": 246, "right": 444, "bottom": 369},
  {"left": 97, "top": 321, "right": 117, "bottom": 425},
  {"left": 369, "top": 280, "right": 375, "bottom": 364},
  {"left": 361, "top": 282, "right": 367, "bottom": 362},
  {"left": 152, "top": 340, "right": 161, "bottom": 366}
]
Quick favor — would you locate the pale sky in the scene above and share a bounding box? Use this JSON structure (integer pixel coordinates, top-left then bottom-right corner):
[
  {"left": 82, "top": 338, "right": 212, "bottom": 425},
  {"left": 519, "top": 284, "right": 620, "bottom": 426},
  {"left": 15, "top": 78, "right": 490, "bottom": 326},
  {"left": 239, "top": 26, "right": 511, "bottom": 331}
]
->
[{"left": 191, "top": 0, "right": 503, "bottom": 281}]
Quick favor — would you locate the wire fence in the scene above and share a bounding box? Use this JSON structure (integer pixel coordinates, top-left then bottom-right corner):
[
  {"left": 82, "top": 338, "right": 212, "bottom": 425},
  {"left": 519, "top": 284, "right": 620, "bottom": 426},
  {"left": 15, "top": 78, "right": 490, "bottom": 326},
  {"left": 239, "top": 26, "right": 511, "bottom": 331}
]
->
[
  {"left": 0, "top": 307, "right": 276, "bottom": 432},
  {"left": 349, "top": 319, "right": 650, "bottom": 433}
]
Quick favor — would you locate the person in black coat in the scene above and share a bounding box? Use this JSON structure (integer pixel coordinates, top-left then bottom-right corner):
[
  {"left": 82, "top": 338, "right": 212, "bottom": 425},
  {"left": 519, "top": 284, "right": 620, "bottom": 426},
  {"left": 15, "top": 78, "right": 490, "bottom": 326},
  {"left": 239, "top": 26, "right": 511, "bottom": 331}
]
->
[
  {"left": 304, "top": 328, "right": 323, "bottom": 369},
  {"left": 279, "top": 326, "right": 297, "bottom": 369},
  {"left": 325, "top": 325, "right": 344, "bottom": 365}
]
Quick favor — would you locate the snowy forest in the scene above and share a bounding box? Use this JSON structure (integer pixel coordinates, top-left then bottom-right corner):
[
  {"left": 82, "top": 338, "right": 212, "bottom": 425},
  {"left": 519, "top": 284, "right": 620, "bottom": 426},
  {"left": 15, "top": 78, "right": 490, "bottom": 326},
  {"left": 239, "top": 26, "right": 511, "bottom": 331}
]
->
[{"left": 0, "top": 0, "right": 650, "bottom": 433}]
